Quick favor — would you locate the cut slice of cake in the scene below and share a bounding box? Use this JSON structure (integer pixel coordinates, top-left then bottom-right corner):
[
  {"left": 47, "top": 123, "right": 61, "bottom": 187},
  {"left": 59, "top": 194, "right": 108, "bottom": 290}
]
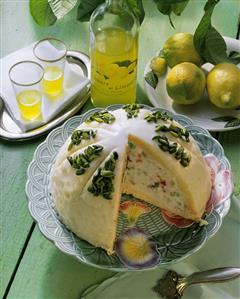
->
[{"left": 123, "top": 134, "right": 211, "bottom": 220}]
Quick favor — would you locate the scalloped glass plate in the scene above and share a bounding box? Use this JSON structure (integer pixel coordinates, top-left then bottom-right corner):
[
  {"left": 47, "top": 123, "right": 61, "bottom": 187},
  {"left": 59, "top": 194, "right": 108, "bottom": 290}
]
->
[{"left": 26, "top": 104, "right": 232, "bottom": 271}]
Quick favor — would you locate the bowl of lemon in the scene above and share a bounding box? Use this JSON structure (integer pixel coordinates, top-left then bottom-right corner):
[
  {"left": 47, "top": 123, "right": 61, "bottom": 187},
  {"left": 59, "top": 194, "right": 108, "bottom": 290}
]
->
[{"left": 144, "top": 32, "right": 240, "bottom": 132}]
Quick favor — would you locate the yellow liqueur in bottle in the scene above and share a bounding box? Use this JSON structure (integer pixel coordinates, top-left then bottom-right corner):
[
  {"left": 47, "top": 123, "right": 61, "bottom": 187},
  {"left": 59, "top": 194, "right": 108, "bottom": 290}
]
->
[
  {"left": 42, "top": 66, "right": 64, "bottom": 96},
  {"left": 16, "top": 90, "right": 42, "bottom": 121},
  {"left": 90, "top": 0, "right": 139, "bottom": 107},
  {"left": 91, "top": 27, "right": 138, "bottom": 107}
]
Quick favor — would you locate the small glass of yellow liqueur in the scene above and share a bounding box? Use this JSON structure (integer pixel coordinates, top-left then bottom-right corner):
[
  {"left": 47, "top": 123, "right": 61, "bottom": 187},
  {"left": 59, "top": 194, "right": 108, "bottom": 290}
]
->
[
  {"left": 33, "top": 37, "right": 67, "bottom": 97},
  {"left": 9, "top": 61, "right": 44, "bottom": 121}
]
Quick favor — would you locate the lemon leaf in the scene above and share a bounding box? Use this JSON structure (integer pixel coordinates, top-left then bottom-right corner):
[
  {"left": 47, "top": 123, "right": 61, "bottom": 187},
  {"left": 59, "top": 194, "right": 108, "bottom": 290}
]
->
[
  {"left": 194, "top": 0, "right": 219, "bottom": 54},
  {"left": 171, "top": 0, "right": 189, "bottom": 16},
  {"left": 225, "top": 118, "right": 240, "bottom": 128},
  {"left": 77, "top": 0, "right": 104, "bottom": 22},
  {"left": 126, "top": 0, "right": 145, "bottom": 24},
  {"left": 193, "top": 0, "right": 235, "bottom": 65},
  {"left": 212, "top": 116, "right": 237, "bottom": 122},
  {"left": 204, "top": 27, "right": 229, "bottom": 64},
  {"left": 77, "top": 0, "right": 145, "bottom": 24},
  {"left": 145, "top": 71, "right": 158, "bottom": 89},
  {"left": 212, "top": 116, "right": 240, "bottom": 128},
  {"left": 154, "top": 0, "right": 189, "bottom": 28},
  {"left": 30, "top": 0, "right": 57, "bottom": 26},
  {"left": 48, "top": 0, "right": 78, "bottom": 19},
  {"left": 229, "top": 51, "right": 240, "bottom": 64}
]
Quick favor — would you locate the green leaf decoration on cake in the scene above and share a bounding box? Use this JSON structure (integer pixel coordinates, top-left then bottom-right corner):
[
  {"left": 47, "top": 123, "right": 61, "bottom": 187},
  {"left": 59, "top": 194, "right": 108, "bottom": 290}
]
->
[
  {"left": 68, "top": 129, "right": 97, "bottom": 151},
  {"left": 67, "top": 145, "right": 103, "bottom": 175},
  {"left": 152, "top": 135, "right": 191, "bottom": 167},
  {"left": 86, "top": 110, "right": 116, "bottom": 124},
  {"left": 88, "top": 151, "right": 118, "bottom": 199},
  {"left": 155, "top": 124, "right": 190, "bottom": 142},
  {"left": 123, "top": 104, "right": 144, "bottom": 119},
  {"left": 145, "top": 111, "right": 173, "bottom": 123}
]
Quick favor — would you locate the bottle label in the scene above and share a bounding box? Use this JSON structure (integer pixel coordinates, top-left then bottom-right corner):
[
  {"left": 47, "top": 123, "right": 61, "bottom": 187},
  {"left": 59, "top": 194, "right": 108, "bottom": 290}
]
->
[{"left": 91, "top": 59, "right": 137, "bottom": 96}]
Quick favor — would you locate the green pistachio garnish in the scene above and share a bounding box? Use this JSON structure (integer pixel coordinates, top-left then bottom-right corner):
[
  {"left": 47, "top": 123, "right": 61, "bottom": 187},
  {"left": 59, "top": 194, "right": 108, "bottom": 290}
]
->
[
  {"left": 144, "top": 111, "right": 173, "bottom": 123},
  {"left": 85, "top": 110, "right": 115, "bottom": 124},
  {"left": 128, "top": 141, "right": 136, "bottom": 149},
  {"left": 68, "top": 129, "right": 97, "bottom": 151},
  {"left": 152, "top": 135, "right": 191, "bottom": 167},
  {"left": 67, "top": 144, "right": 103, "bottom": 175},
  {"left": 88, "top": 151, "right": 118, "bottom": 199},
  {"left": 155, "top": 124, "right": 190, "bottom": 142},
  {"left": 123, "top": 104, "right": 143, "bottom": 119}
]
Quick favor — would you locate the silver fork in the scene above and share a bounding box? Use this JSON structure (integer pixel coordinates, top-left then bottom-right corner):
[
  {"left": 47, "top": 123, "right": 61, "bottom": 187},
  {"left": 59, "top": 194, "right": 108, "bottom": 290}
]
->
[{"left": 153, "top": 267, "right": 240, "bottom": 299}]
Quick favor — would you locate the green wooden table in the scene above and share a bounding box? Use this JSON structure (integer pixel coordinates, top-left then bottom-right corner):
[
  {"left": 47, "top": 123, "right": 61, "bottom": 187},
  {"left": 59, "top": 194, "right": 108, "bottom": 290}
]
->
[{"left": 1, "top": 1, "right": 240, "bottom": 298}]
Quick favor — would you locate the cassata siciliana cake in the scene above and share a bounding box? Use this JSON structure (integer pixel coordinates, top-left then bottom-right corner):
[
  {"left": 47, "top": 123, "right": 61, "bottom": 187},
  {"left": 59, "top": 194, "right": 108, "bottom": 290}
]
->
[{"left": 49, "top": 105, "right": 212, "bottom": 254}]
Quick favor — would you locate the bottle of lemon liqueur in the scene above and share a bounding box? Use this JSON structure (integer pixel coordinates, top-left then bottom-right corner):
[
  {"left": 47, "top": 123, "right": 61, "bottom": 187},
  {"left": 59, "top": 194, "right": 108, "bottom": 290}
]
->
[{"left": 90, "top": 0, "right": 139, "bottom": 107}]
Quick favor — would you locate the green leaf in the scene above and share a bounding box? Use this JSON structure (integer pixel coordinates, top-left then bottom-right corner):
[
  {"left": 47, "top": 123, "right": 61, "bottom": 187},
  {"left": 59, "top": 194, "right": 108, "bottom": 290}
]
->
[
  {"left": 154, "top": 0, "right": 189, "bottom": 28},
  {"left": 126, "top": 0, "right": 145, "bottom": 24},
  {"left": 30, "top": 0, "right": 57, "bottom": 26},
  {"left": 204, "top": 27, "right": 229, "bottom": 64},
  {"left": 155, "top": 0, "right": 189, "bottom": 4},
  {"left": 154, "top": 3, "right": 172, "bottom": 16},
  {"left": 212, "top": 116, "right": 240, "bottom": 128},
  {"left": 193, "top": 0, "right": 219, "bottom": 55},
  {"left": 193, "top": 0, "right": 233, "bottom": 65},
  {"left": 113, "top": 60, "right": 136, "bottom": 68},
  {"left": 171, "top": 0, "right": 189, "bottom": 16},
  {"left": 212, "top": 116, "right": 238, "bottom": 122},
  {"left": 225, "top": 118, "right": 240, "bottom": 128},
  {"left": 229, "top": 51, "right": 240, "bottom": 64},
  {"left": 77, "top": 0, "right": 145, "bottom": 24},
  {"left": 145, "top": 71, "right": 158, "bottom": 89},
  {"left": 77, "top": 0, "right": 104, "bottom": 22},
  {"left": 48, "top": 0, "right": 78, "bottom": 19}
]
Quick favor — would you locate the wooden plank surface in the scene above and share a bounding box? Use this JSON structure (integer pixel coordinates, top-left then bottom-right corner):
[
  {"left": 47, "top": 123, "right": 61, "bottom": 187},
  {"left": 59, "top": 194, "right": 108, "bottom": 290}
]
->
[
  {"left": 0, "top": 139, "right": 42, "bottom": 297},
  {"left": 5, "top": 229, "right": 114, "bottom": 299},
  {"left": 1, "top": 0, "right": 239, "bottom": 298}
]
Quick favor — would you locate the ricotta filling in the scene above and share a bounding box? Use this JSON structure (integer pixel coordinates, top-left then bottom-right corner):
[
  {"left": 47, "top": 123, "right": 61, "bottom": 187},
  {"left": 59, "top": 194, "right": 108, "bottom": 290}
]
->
[{"left": 123, "top": 142, "right": 186, "bottom": 215}]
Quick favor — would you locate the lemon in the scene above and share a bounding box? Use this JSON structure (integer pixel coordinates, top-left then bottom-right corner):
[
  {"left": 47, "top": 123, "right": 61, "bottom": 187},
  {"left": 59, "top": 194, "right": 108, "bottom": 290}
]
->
[
  {"left": 163, "top": 33, "right": 203, "bottom": 68},
  {"left": 207, "top": 63, "right": 240, "bottom": 109},
  {"left": 150, "top": 56, "right": 167, "bottom": 77},
  {"left": 166, "top": 62, "right": 206, "bottom": 105}
]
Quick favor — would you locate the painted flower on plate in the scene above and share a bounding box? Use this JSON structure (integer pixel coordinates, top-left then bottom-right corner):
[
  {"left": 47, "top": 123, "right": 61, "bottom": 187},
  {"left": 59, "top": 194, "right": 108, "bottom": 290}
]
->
[
  {"left": 204, "top": 154, "right": 233, "bottom": 213},
  {"left": 160, "top": 209, "right": 194, "bottom": 228},
  {"left": 115, "top": 228, "right": 160, "bottom": 269},
  {"left": 120, "top": 200, "right": 151, "bottom": 226}
]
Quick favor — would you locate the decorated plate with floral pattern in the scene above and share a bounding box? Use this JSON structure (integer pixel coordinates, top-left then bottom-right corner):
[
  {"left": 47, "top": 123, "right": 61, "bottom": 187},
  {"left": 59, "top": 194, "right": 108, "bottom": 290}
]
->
[{"left": 26, "top": 104, "right": 233, "bottom": 271}]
